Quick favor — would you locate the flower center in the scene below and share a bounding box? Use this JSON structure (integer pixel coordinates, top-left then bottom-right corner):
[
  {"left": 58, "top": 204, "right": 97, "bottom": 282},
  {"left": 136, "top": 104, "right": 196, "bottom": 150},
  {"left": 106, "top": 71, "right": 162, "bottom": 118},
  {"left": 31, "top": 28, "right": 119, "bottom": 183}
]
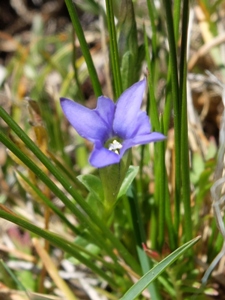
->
[{"left": 108, "top": 139, "right": 122, "bottom": 155}]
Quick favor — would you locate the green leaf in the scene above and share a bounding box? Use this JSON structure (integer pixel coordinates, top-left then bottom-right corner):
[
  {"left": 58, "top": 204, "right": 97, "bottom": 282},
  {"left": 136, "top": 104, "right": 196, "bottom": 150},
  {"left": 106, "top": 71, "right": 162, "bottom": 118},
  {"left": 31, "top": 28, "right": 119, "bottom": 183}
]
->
[
  {"left": 77, "top": 174, "right": 105, "bottom": 217},
  {"left": 77, "top": 174, "right": 104, "bottom": 202},
  {"left": 205, "top": 138, "right": 217, "bottom": 160},
  {"left": 118, "top": 0, "right": 138, "bottom": 60},
  {"left": 74, "top": 235, "right": 100, "bottom": 258},
  {"left": 16, "top": 270, "right": 35, "bottom": 291},
  {"left": 120, "top": 46, "right": 145, "bottom": 90},
  {"left": 121, "top": 51, "right": 134, "bottom": 90},
  {"left": 136, "top": 44, "right": 145, "bottom": 75},
  {"left": 117, "top": 166, "right": 139, "bottom": 199},
  {"left": 120, "top": 236, "right": 201, "bottom": 300},
  {"left": 190, "top": 153, "right": 205, "bottom": 185}
]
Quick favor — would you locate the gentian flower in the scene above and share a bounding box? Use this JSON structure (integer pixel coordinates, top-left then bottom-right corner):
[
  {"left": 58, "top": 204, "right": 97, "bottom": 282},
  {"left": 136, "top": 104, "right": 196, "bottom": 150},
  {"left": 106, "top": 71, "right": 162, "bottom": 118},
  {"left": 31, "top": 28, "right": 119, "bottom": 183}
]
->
[{"left": 60, "top": 78, "right": 165, "bottom": 168}]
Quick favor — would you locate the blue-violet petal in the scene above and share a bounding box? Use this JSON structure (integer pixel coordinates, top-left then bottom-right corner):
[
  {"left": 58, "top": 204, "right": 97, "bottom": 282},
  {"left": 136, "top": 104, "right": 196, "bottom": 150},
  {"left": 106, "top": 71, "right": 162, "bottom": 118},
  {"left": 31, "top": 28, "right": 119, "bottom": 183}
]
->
[
  {"left": 120, "top": 132, "right": 166, "bottom": 156},
  {"left": 113, "top": 79, "right": 146, "bottom": 139},
  {"left": 60, "top": 98, "right": 109, "bottom": 142},
  {"left": 95, "top": 96, "right": 115, "bottom": 135},
  {"left": 89, "top": 141, "right": 121, "bottom": 168}
]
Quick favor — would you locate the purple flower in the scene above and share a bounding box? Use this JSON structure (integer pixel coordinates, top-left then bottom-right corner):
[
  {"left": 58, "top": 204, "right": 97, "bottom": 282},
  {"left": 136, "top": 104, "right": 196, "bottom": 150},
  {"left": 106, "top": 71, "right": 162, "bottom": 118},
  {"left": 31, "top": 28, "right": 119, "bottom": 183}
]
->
[{"left": 60, "top": 79, "right": 165, "bottom": 168}]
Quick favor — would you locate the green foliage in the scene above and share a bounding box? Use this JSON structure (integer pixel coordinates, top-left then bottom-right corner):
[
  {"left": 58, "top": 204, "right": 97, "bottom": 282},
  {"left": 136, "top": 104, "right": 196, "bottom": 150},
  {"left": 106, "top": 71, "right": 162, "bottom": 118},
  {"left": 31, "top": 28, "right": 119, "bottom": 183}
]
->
[{"left": 120, "top": 236, "right": 201, "bottom": 300}]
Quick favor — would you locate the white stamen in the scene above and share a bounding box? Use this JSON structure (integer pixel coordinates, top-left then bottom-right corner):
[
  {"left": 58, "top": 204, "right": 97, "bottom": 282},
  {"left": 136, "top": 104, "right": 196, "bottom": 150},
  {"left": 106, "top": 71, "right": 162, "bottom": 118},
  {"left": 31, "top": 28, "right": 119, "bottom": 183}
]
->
[{"left": 108, "top": 140, "right": 122, "bottom": 154}]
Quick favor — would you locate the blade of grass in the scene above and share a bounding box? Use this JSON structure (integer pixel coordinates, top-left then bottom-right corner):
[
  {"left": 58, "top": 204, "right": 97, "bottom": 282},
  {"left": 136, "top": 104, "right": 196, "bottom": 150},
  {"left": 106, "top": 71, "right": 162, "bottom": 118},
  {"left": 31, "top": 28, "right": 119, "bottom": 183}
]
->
[
  {"left": 179, "top": 0, "right": 192, "bottom": 242},
  {"left": 157, "top": 120, "right": 166, "bottom": 251},
  {"left": 144, "top": 24, "right": 175, "bottom": 251},
  {"left": 173, "top": 0, "right": 181, "bottom": 43},
  {"left": 146, "top": 0, "right": 157, "bottom": 67},
  {"left": 145, "top": 24, "right": 165, "bottom": 249},
  {"left": 128, "top": 186, "right": 162, "bottom": 300},
  {"left": 144, "top": 26, "right": 160, "bottom": 132},
  {"left": 37, "top": 92, "right": 68, "bottom": 162},
  {"left": 119, "top": 236, "right": 201, "bottom": 300},
  {"left": 0, "top": 207, "right": 118, "bottom": 288},
  {"left": 162, "top": 63, "right": 172, "bottom": 134},
  {"left": 105, "top": 0, "right": 122, "bottom": 98},
  {"left": 162, "top": 0, "right": 181, "bottom": 234},
  {"left": 0, "top": 260, "right": 30, "bottom": 300},
  {"left": 47, "top": 151, "right": 86, "bottom": 191},
  {"left": 161, "top": 64, "right": 177, "bottom": 250},
  {"left": 16, "top": 171, "right": 80, "bottom": 235},
  {"left": 71, "top": 29, "right": 85, "bottom": 102},
  {"left": 13, "top": 177, "right": 123, "bottom": 275},
  {"left": 64, "top": 0, "right": 102, "bottom": 97},
  {"left": 0, "top": 107, "right": 141, "bottom": 274},
  {"left": 0, "top": 130, "right": 121, "bottom": 266}
]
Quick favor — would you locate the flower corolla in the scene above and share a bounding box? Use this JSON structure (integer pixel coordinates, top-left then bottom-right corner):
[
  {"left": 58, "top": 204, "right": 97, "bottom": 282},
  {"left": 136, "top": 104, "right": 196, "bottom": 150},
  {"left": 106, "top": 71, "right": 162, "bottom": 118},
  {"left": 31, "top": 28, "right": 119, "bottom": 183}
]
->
[{"left": 60, "top": 79, "right": 165, "bottom": 168}]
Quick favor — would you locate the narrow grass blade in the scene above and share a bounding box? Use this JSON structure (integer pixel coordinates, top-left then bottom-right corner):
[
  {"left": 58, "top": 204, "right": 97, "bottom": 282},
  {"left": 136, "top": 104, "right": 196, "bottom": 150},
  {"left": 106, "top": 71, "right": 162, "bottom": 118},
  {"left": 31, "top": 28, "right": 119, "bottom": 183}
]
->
[
  {"left": 128, "top": 186, "right": 162, "bottom": 300},
  {"left": 0, "top": 107, "right": 141, "bottom": 274},
  {"left": 16, "top": 171, "right": 80, "bottom": 236},
  {"left": 157, "top": 120, "right": 166, "bottom": 251},
  {"left": 0, "top": 260, "right": 30, "bottom": 299},
  {"left": 146, "top": 0, "right": 157, "bottom": 62},
  {"left": 119, "top": 236, "right": 201, "bottom": 300},
  {"left": 173, "top": 0, "right": 181, "bottom": 43},
  {"left": 64, "top": 0, "right": 102, "bottom": 97},
  {"left": 0, "top": 207, "right": 118, "bottom": 288},
  {"left": 105, "top": 0, "right": 122, "bottom": 98},
  {"left": 144, "top": 26, "right": 160, "bottom": 132},
  {"left": 0, "top": 130, "right": 120, "bottom": 265},
  {"left": 162, "top": 0, "right": 181, "bottom": 233},
  {"left": 179, "top": 0, "right": 192, "bottom": 242}
]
